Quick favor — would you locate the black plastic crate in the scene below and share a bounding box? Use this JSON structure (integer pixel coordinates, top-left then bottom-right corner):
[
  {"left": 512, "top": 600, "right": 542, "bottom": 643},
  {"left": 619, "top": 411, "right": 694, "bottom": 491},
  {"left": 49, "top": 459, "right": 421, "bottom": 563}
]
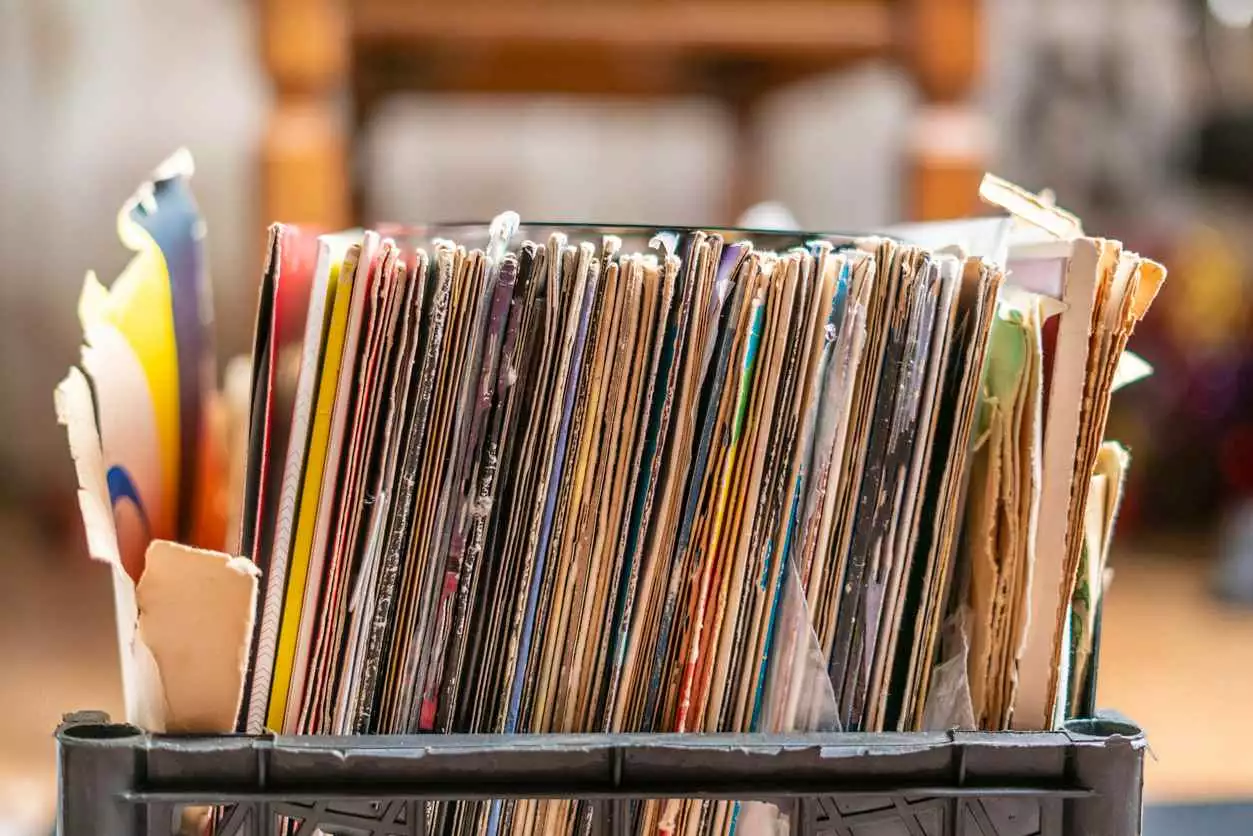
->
[{"left": 55, "top": 710, "right": 1146, "bottom": 836}]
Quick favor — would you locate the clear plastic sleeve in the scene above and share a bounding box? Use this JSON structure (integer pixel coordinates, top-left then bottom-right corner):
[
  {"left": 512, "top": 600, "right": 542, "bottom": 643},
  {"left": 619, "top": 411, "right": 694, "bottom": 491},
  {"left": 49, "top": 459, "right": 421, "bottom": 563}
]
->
[
  {"left": 921, "top": 607, "right": 976, "bottom": 731},
  {"left": 735, "top": 561, "right": 841, "bottom": 836}
]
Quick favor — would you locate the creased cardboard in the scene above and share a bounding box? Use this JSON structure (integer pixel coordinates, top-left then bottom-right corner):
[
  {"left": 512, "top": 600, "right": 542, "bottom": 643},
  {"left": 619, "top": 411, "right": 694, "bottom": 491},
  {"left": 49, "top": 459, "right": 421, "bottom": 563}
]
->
[
  {"left": 1007, "top": 239, "right": 1101, "bottom": 729},
  {"left": 981, "top": 176, "right": 1165, "bottom": 728},
  {"left": 979, "top": 174, "right": 1084, "bottom": 241},
  {"left": 57, "top": 366, "right": 259, "bottom": 733},
  {"left": 137, "top": 541, "right": 259, "bottom": 733}
]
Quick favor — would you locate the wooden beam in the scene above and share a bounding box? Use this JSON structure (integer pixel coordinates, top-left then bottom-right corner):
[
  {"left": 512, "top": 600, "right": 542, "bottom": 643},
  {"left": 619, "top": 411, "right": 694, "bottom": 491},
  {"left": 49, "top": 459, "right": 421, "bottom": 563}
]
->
[
  {"left": 354, "top": 1, "right": 895, "bottom": 60},
  {"left": 355, "top": 42, "right": 871, "bottom": 98}
]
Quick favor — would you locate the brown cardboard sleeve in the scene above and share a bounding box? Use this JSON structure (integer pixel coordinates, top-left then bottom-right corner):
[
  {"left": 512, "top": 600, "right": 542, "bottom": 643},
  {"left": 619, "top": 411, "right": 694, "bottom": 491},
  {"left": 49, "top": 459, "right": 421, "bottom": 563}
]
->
[{"left": 57, "top": 366, "right": 259, "bottom": 732}]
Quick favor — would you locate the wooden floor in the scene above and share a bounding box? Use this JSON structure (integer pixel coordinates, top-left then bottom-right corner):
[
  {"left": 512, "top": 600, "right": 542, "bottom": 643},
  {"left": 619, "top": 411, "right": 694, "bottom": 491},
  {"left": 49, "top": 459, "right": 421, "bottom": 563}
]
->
[
  {"left": 1098, "top": 538, "right": 1253, "bottom": 802},
  {"left": 0, "top": 516, "right": 1250, "bottom": 831},
  {"left": 0, "top": 514, "right": 122, "bottom": 833}
]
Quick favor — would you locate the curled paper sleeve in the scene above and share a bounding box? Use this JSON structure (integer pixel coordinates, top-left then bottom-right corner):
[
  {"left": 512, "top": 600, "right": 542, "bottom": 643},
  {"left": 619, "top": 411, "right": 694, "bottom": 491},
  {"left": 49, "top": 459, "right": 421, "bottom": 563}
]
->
[{"left": 57, "top": 367, "right": 259, "bottom": 732}]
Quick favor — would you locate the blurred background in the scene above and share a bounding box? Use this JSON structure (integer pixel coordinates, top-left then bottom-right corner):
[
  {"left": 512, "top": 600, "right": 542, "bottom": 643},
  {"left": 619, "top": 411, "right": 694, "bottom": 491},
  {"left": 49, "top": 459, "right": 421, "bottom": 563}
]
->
[{"left": 2, "top": 0, "right": 1253, "bottom": 832}]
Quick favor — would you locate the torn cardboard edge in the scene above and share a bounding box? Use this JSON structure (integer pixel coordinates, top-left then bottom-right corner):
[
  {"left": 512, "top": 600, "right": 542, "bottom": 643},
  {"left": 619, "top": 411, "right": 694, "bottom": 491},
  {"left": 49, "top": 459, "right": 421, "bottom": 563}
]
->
[
  {"left": 979, "top": 173, "right": 1084, "bottom": 242},
  {"left": 977, "top": 176, "right": 1166, "bottom": 728},
  {"left": 56, "top": 367, "right": 258, "bottom": 733}
]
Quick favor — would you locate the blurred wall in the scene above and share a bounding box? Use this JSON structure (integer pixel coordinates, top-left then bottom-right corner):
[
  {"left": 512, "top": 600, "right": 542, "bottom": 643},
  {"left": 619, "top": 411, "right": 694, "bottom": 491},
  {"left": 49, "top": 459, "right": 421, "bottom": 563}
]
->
[
  {"left": 985, "top": 0, "right": 1193, "bottom": 216},
  {"left": 0, "top": 0, "right": 266, "bottom": 514}
]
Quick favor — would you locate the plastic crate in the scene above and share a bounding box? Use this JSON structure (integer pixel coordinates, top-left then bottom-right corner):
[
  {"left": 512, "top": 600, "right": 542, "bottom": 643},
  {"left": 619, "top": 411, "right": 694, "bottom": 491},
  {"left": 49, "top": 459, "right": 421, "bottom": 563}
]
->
[{"left": 55, "top": 710, "right": 1146, "bottom": 836}]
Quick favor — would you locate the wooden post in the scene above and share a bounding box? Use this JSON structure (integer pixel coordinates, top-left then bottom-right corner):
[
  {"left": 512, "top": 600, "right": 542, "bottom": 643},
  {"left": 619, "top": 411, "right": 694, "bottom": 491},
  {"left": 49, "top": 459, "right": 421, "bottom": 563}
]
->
[
  {"left": 903, "top": 0, "right": 988, "bottom": 221},
  {"left": 259, "top": 0, "right": 350, "bottom": 236},
  {"left": 711, "top": 59, "right": 770, "bottom": 225},
  {"left": 726, "top": 91, "right": 765, "bottom": 224}
]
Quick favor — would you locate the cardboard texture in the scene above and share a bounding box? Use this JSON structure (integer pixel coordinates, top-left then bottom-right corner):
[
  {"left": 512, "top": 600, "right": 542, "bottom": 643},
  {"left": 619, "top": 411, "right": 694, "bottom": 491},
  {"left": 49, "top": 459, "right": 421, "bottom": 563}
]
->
[
  {"left": 57, "top": 367, "right": 258, "bottom": 733},
  {"left": 979, "top": 174, "right": 1084, "bottom": 241},
  {"left": 57, "top": 164, "right": 1164, "bottom": 750},
  {"left": 960, "top": 300, "right": 1043, "bottom": 730},
  {"left": 136, "top": 541, "right": 260, "bottom": 733},
  {"left": 978, "top": 176, "right": 1163, "bottom": 728}
]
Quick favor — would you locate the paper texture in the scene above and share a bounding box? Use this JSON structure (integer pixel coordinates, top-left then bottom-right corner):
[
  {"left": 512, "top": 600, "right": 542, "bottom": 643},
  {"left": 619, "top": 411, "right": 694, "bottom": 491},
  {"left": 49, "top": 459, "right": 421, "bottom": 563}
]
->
[
  {"left": 57, "top": 366, "right": 257, "bottom": 732},
  {"left": 979, "top": 178, "right": 1164, "bottom": 728},
  {"left": 960, "top": 299, "right": 1044, "bottom": 729},
  {"left": 57, "top": 150, "right": 247, "bottom": 733},
  {"left": 136, "top": 541, "right": 260, "bottom": 732},
  {"left": 1066, "top": 442, "right": 1128, "bottom": 714},
  {"left": 266, "top": 240, "right": 364, "bottom": 731},
  {"left": 245, "top": 234, "right": 350, "bottom": 732},
  {"left": 76, "top": 149, "right": 220, "bottom": 577},
  {"left": 60, "top": 169, "right": 1167, "bottom": 753}
]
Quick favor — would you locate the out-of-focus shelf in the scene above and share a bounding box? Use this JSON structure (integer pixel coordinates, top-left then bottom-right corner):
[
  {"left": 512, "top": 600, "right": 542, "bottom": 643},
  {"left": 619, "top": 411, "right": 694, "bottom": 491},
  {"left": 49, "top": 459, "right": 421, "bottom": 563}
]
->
[
  {"left": 355, "top": 0, "right": 895, "bottom": 53},
  {"left": 258, "top": 0, "right": 989, "bottom": 233},
  {"left": 354, "top": 1, "right": 895, "bottom": 97}
]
